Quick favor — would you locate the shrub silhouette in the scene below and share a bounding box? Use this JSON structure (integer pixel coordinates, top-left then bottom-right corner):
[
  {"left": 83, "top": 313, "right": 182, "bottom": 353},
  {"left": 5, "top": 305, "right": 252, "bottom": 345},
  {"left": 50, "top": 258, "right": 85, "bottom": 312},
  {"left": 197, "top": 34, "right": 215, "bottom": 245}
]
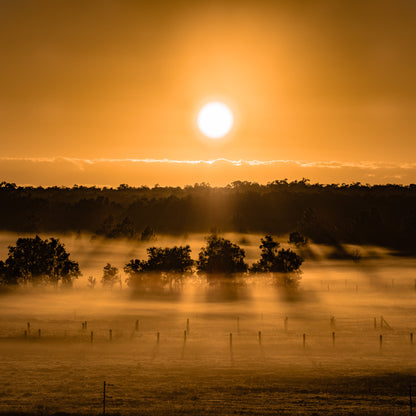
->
[
  {"left": 87, "top": 275, "right": 96, "bottom": 289},
  {"left": 101, "top": 263, "right": 120, "bottom": 288},
  {"left": 197, "top": 234, "right": 248, "bottom": 275},
  {"left": 0, "top": 236, "right": 80, "bottom": 286}
]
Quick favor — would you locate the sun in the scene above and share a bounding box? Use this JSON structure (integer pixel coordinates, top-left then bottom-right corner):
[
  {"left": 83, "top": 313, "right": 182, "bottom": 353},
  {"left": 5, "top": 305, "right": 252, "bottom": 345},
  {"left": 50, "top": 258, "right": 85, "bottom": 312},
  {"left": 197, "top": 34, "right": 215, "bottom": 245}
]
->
[{"left": 197, "top": 102, "right": 234, "bottom": 139}]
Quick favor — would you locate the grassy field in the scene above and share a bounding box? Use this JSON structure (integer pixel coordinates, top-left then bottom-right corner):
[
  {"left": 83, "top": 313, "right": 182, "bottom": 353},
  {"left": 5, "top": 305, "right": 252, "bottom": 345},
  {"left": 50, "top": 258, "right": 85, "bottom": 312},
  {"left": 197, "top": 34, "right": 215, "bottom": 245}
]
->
[
  {"left": 1, "top": 233, "right": 416, "bottom": 415},
  {"left": 1, "top": 282, "right": 416, "bottom": 415}
]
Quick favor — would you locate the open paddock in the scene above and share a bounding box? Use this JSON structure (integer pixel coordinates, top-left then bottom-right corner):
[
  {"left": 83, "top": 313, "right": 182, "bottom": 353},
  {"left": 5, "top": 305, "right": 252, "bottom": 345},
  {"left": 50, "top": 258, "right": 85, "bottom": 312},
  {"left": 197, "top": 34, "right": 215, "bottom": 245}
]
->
[{"left": 1, "top": 277, "right": 416, "bottom": 415}]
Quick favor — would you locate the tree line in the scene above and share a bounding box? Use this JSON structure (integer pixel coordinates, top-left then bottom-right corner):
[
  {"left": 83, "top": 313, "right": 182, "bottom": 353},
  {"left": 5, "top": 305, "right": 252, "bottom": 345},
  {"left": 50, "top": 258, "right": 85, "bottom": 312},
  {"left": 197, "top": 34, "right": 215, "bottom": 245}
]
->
[
  {"left": 1, "top": 180, "right": 415, "bottom": 252},
  {"left": 0, "top": 235, "right": 304, "bottom": 290}
]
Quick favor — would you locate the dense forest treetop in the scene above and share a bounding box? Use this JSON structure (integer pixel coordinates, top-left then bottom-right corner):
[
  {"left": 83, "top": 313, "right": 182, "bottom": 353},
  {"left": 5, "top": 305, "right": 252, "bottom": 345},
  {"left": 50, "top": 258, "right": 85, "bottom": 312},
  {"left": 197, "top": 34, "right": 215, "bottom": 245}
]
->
[
  {"left": 0, "top": 180, "right": 415, "bottom": 252},
  {"left": 3, "top": 179, "right": 416, "bottom": 197}
]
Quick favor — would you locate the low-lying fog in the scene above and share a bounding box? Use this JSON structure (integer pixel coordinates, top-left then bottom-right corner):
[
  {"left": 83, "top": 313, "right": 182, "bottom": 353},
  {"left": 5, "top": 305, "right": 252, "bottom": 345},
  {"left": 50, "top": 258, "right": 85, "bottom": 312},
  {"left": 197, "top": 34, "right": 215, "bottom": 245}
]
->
[
  {"left": 1, "top": 231, "right": 415, "bottom": 326},
  {"left": 1, "top": 232, "right": 416, "bottom": 415}
]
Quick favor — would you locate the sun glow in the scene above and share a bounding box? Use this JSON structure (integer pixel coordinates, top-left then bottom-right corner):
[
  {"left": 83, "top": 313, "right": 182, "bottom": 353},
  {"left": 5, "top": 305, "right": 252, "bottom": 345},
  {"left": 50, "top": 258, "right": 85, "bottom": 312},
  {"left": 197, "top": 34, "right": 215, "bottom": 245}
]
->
[{"left": 197, "top": 102, "right": 234, "bottom": 139}]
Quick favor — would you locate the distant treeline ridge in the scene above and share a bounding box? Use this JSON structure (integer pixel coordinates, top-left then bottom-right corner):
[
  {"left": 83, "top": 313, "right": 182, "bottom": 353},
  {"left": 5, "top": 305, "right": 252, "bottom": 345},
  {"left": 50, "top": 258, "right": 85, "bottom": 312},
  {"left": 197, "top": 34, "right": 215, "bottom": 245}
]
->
[{"left": 0, "top": 180, "right": 415, "bottom": 251}]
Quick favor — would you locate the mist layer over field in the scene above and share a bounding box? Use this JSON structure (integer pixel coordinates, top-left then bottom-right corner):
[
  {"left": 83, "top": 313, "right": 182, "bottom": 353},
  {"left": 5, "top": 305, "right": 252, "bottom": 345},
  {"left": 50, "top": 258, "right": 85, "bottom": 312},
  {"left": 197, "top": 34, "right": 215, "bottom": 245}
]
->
[{"left": 1, "top": 233, "right": 416, "bottom": 415}]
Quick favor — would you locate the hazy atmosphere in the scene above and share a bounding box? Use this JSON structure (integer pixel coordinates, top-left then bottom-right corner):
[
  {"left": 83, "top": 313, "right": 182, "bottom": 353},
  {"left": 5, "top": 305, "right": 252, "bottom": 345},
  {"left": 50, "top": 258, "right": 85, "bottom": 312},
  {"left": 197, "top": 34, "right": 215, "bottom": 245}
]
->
[
  {"left": 1, "top": 0, "right": 416, "bottom": 185},
  {"left": 1, "top": 1, "right": 416, "bottom": 415}
]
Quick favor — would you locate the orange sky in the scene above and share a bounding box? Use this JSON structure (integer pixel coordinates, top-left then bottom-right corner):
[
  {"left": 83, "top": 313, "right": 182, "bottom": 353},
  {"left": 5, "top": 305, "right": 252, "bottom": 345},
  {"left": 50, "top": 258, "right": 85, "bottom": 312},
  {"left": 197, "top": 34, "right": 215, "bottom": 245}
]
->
[{"left": 1, "top": 0, "right": 416, "bottom": 185}]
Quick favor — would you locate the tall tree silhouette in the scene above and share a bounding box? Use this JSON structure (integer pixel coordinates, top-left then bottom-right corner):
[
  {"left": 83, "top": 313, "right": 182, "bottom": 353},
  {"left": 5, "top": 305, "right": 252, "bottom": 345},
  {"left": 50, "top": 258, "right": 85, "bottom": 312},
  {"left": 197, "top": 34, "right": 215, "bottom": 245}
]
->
[
  {"left": 197, "top": 234, "right": 248, "bottom": 275},
  {"left": 125, "top": 246, "right": 193, "bottom": 291},
  {"left": 251, "top": 235, "right": 303, "bottom": 273},
  {"left": 0, "top": 236, "right": 80, "bottom": 286}
]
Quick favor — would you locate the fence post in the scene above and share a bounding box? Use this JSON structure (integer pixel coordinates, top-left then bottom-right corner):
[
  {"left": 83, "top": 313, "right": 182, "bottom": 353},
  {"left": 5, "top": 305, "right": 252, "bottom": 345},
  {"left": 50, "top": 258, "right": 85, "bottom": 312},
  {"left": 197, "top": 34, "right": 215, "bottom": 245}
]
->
[{"left": 103, "top": 381, "right": 106, "bottom": 416}]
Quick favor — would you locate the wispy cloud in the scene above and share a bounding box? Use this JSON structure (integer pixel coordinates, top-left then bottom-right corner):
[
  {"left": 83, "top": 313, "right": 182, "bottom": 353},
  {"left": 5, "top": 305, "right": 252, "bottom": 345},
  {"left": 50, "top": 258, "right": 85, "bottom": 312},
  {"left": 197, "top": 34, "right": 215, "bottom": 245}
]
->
[
  {"left": 1, "top": 157, "right": 415, "bottom": 186},
  {"left": 1, "top": 157, "right": 415, "bottom": 170}
]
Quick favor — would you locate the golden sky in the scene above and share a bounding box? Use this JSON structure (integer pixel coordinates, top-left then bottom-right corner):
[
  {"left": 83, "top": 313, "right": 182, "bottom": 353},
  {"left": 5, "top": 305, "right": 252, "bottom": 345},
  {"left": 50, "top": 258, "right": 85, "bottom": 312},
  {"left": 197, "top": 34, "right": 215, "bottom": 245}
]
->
[{"left": 1, "top": 0, "right": 416, "bottom": 185}]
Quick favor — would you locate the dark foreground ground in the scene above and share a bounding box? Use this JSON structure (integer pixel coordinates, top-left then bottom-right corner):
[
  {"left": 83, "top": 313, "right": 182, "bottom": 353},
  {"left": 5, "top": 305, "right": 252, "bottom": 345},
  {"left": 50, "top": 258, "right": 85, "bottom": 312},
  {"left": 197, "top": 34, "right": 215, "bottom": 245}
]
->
[
  {"left": 1, "top": 369, "right": 415, "bottom": 416},
  {"left": 1, "top": 340, "right": 416, "bottom": 416}
]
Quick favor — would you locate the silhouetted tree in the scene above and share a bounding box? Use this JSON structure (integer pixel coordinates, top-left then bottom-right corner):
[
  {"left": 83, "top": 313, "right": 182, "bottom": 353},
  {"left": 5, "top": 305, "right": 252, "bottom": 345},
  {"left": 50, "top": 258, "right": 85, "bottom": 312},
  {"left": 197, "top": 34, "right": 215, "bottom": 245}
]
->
[
  {"left": 149, "top": 246, "right": 193, "bottom": 273},
  {"left": 124, "top": 259, "right": 151, "bottom": 290},
  {"left": 251, "top": 235, "right": 303, "bottom": 273},
  {"left": 125, "top": 245, "right": 193, "bottom": 291},
  {"left": 197, "top": 234, "right": 248, "bottom": 275},
  {"left": 0, "top": 236, "right": 80, "bottom": 286},
  {"left": 289, "top": 231, "right": 309, "bottom": 247},
  {"left": 101, "top": 263, "right": 120, "bottom": 288}
]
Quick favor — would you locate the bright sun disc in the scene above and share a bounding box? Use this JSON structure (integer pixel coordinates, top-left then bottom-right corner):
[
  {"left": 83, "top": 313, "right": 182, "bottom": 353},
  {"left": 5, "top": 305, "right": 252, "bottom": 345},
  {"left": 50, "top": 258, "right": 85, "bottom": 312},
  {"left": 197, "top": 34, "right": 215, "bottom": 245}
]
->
[{"left": 197, "top": 102, "right": 234, "bottom": 139}]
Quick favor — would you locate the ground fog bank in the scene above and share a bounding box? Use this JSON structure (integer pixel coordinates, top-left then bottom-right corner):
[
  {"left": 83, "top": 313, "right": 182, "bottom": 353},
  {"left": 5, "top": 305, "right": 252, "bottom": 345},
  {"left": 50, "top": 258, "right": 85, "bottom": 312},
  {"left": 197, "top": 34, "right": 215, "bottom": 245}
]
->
[{"left": 1, "top": 233, "right": 416, "bottom": 415}]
